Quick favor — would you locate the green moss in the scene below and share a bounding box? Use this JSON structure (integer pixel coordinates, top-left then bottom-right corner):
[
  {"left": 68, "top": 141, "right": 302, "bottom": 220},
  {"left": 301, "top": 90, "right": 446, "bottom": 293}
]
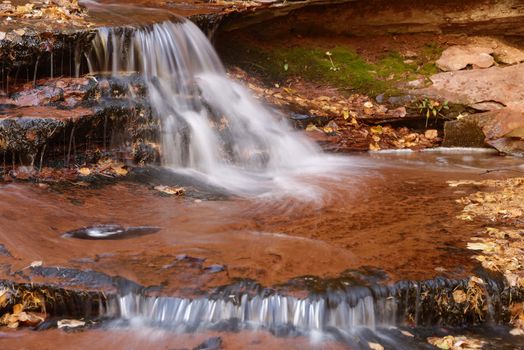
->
[{"left": 228, "top": 42, "right": 442, "bottom": 96}]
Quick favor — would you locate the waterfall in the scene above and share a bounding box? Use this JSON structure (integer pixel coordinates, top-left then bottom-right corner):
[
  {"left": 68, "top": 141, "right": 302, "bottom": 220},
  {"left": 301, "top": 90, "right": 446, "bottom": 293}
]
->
[
  {"left": 87, "top": 20, "right": 325, "bottom": 195},
  {"left": 107, "top": 292, "right": 398, "bottom": 335}
]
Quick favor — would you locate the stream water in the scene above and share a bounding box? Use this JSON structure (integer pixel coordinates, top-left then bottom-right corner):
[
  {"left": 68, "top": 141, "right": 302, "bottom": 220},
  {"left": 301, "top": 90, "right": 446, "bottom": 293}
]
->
[
  {"left": 1, "top": 151, "right": 524, "bottom": 349},
  {"left": 1, "top": 4, "right": 524, "bottom": 349}
]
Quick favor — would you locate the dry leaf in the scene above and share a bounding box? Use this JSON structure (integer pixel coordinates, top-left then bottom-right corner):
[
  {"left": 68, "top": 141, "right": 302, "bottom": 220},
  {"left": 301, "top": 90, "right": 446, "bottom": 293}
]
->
[
  {"left": 57, "top": 319, "right": 85, "bottom": 329},
  {"left": 154, "top": 185, "right": 185, "bottom": 196},
  {"left": 368, "top": 342, "right": 384, "bottom": 350},
  {"left": 401, "top": 330, "right": 415, "bottom": 337},
  {"left": 30, "top": 261, "right": 43, "bottom": 268},
  {"left": 78, "top": 167, "right": 91, "bottom": 176},
  {"left": 452, "top": 290, "right": 467, "bottom": 303}
]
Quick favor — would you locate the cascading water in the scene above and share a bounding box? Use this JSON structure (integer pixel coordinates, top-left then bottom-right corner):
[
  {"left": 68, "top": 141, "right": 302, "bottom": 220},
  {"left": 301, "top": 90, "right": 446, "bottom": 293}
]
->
[{"left": 87, "top": 19, "right": 328, "bottom": 196}]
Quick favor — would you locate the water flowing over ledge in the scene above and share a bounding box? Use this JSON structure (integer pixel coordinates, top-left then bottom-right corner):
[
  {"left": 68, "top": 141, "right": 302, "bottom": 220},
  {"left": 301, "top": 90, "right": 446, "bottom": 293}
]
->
[{"left": 87, "top": 19, "right": 333, "bottom": 197}]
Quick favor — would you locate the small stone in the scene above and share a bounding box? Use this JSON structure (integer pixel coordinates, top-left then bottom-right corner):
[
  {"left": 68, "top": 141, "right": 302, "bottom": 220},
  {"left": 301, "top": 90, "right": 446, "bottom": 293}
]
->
[{"left": 363, "top": 101, "right": 374, "bottom": 108}]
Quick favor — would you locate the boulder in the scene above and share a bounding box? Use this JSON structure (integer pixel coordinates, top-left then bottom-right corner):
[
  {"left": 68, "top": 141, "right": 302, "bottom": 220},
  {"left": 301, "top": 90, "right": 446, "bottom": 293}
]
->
[
  {"left": 418, "top": 63, "right": 524, "bottom": 111},
  {"left": 436, "top": 45, "right": 495, "bottom": 72},
  {"left": 443, "top": 105, "right": 524, "bottom": 155}
]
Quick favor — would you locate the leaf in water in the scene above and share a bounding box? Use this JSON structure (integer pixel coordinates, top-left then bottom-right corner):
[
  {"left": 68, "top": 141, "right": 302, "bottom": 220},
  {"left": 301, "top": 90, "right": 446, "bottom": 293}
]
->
[
  {"left": 30, "top": 261, "right": 43, "bottom": 268},
  {"left": 154, "top": 185, "right": 185, "bottom": 196},
  {"left": 57, "top": 319, "right": 86, "bottom": 329},
  {"left": 368, "top": 342, "right": 384, "bottom": 350},
  {"left": 283, "top": 63, "right": 289, "bottom": 71},
  {"left": 510, "top": 328, "right": 524, "bottom": 336},
  {"left": 467, "top": 242, "right": 494, "bottom": 251},
  {"left": 401, "top": 330, "right": 415, "bottom": 337}
]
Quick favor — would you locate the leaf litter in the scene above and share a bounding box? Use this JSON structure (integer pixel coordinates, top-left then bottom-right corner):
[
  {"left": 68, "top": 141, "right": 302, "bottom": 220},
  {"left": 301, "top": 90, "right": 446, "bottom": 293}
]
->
[{"left": 450, "top": 177, "right": 524, "bottom": 335}]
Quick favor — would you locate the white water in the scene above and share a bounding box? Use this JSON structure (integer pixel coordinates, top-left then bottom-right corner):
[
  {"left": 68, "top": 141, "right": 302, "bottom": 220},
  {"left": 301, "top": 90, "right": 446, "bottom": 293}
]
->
[
  {"left": 88, "top": 20, "right": 338, "bottom": 197},
  {"left": 108, "top": 292, "right": 398, "bottom": 335}
]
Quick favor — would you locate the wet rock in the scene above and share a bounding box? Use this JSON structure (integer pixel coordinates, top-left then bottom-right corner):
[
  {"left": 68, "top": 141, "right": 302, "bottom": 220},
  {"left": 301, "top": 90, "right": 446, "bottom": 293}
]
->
[
  {"left": 204, "top": 264, "right": 226, "bottom": 273},
  {"left": 443, "top": 115, "right": 490, "bottom": 147},
  {"left": 443, "top": 105, "right": 524, "bottom": 155},
  {"left": 436, "top": 45, "right": 495, "bottom": 71},
  {"left": 28, "top": 265, "right": 144, "bottom": 293},
  {"left": 193, "top": 337, "right": 222, "bottom": 350},
  {"left": 0, "top": 243, "right": 11, "bottom": 257},
  {"left": 290, "top": 113, "right": 329, "bottom": 129},
  {"left": 127, "top": 167, "right": 232, "bottom": 200},
  {"left": 62, "top": 224, "right": 161, "bottom": 240}
]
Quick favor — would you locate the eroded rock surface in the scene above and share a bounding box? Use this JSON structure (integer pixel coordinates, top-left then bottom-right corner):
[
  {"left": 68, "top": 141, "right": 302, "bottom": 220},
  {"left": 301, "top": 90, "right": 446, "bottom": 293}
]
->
[
  {"left": 419, "top": 64, "right": 524, "bottom": 111},
  {"left": 436, "top": 45, "right": 495, "bottom": 72}
]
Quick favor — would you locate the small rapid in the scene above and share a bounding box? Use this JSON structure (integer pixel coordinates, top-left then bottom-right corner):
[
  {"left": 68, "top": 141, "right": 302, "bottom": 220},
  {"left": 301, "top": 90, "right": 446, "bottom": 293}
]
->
[{"left": 87, "top": 19, "right": 332, "bottom": 197}]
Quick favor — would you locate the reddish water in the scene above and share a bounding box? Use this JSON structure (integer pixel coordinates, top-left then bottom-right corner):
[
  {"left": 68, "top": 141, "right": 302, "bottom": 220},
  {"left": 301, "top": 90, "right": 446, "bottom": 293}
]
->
[
  {"left": 1, "top": 150, "right": 523, "bottom": 349},
  {"left": 0, "top": 151, "right": 518, "bottom": 294}
]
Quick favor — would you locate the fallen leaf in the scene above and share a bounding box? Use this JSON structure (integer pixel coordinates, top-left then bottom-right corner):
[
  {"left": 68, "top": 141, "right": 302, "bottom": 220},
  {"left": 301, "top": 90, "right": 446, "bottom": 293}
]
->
[
  {"left": 401, "top": 330, "right": 415, "bottom": 337},
  {"left": 57, "top": 319, "right": 85, "bottom": 329},
  {"left": 78, "top": 167, "right": 91, "bottom": 176},
  {"left": 368, "top": 342, "right": 384, "bottom": 350},
  {"left": 30, "top": 261, "right": 43, "bottom": 268},
  {"left": 510, "top": 328, "right": 524, "bottom": 336},
  {"left": 0, "top": 288, "right": 9, "bottom": 308},
  {"left": 154, "top": 185, "right": 185, "bottom": 196},
  {"left": 452, "top": 290, "right": 467, "bottom": 303},
  {"left": 425, "top": 129, "right": 438, "bottom": 140},
  {"left": 13, "top": 304, "right": 23, "bottom": 314}
]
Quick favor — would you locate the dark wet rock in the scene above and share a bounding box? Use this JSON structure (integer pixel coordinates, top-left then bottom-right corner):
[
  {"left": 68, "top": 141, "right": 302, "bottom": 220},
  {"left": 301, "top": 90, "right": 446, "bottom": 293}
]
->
[
  {"left": 290, "top": 113, "right": 330, "bottom": 129},
  {"left": 0, "top": 280, "right": 107, "bottom": 319},
  {"left": 62, "top": 224, "right": 161, "bottom": 240},
  {"left": 127, "top": 166, "right": 232, "bottom": 200},
  {"left": 204, "top": 264, "right": 226, "bottom": 273},
  {"left": 443, "top": 116, "right": 487, "bottom": 148},
  {"left": 176, "top": 255, "right": 207, "bottom": 264},
  {"left": 0, "top": 75, "right": 157, "bottom": 169},
  {"left": 193, "top": 337, "right": 222, "bottom": 350},
  {"left": 27, "top": 266, "right": 144, "bottom": 293},
  {"left": 0, "top": 243, "right": 12, "bottom": 257},
  {"left": 443, "top": 106, "right": 524, "bottom": 155}
]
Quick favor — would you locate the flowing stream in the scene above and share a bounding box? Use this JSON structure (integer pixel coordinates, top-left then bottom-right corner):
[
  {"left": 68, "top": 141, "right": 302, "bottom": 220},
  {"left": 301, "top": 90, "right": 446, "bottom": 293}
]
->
[{"left": 1, "top": 4, "right": 524, "bottom": 349}]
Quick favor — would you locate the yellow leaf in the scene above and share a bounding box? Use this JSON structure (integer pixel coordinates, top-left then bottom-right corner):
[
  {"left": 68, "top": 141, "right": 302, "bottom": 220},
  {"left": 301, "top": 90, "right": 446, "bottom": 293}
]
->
[
  {"left": 368, "top": 342, "right": 384, "bottom": 350},
  {"left": 369, "top": 143, "right": 381, "bottom": 151},
  {"left": 112, "top": 166, "right": 128, "bottom": 176},
  {"left": 305, "top": 124, "right": 321, "bottom": 132},
  {"left": 370, "top": 126, "right": 383, "bottom": 135},
  {"left": 452, "top": 289, "right": 467, "bottom": 303},
  {"left": 343, "top": 110, "right": 350, "bottom": 120},
  {"left": 154, "top": 185, "right": 185, "bottom": 196},
  {"left": 13, "top": 304, "right": 23, "bottom": 314},
  {"left": 78, "top": 167, "right": 91, "bottom": 176}
]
